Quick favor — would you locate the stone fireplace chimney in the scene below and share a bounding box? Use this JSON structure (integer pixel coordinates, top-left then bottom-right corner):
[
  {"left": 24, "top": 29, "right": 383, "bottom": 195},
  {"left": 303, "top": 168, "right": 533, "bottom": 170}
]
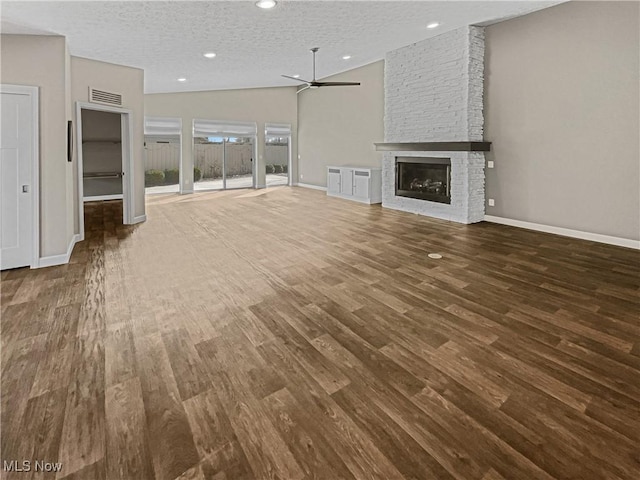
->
[{"left": 381, "top": 26, "right": 487, "bottom": 223}]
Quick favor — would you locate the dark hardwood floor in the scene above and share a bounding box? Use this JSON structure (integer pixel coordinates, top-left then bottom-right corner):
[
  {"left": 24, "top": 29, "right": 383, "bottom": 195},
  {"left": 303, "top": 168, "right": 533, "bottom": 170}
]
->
[{"left": 1, "top": 187, "right": 639, "bottom": 480}]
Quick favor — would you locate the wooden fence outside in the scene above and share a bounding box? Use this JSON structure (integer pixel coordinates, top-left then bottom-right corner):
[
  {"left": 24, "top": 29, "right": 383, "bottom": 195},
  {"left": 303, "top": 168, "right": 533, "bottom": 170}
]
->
[
  {"left": 144, "top": 143, "right": 180, "bottom": 171},
  {"left": 145, "top": 144, "right": 288, "bottom": 178}
]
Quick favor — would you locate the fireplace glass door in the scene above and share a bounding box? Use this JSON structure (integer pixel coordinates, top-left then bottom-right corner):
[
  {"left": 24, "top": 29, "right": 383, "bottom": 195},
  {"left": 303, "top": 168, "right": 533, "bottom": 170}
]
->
[{"left": 395, "top": 157, "right": 451, "bottom": 204}]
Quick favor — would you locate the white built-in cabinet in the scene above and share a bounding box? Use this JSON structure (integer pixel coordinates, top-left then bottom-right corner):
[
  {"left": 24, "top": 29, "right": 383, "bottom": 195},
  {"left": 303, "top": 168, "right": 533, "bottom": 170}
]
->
[{"left": 327, "top": 166, "right": 382, "bottom": 204}]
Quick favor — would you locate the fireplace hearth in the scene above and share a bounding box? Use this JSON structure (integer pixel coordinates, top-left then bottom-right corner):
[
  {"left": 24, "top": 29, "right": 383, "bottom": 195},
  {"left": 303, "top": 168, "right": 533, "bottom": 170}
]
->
[{"left": 395, "top": 157, "right": 451, "bottom": 204}]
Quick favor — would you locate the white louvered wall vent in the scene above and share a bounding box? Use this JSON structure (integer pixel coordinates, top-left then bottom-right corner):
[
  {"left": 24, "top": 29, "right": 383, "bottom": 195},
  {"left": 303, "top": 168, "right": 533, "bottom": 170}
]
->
[{"left": 89, "top": 87, "right": 123, "bottom": 107}]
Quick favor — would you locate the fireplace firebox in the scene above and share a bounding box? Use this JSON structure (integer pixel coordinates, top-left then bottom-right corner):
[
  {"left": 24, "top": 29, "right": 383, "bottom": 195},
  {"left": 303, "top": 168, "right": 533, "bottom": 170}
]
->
[{"left": 395, "top": 157, "right": 451, "bottom": 204}]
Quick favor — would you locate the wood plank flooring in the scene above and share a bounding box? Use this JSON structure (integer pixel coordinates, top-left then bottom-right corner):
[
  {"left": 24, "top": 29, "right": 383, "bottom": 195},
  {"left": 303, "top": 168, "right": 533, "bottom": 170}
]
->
[{"left": 1, "top": 187, "right": 639, "bottom": 480}]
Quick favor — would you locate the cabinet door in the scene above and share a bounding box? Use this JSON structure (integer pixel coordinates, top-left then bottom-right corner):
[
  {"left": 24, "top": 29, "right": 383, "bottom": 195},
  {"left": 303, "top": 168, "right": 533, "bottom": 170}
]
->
[
  {"left": 353, "top": 170, "right": 370, "bottom": 199},
  {"left": 341, "top": 168, "right": 354, "bottom": 196},
  {"left": 327, "top": 169, "right": 341, "bottom": 194}
]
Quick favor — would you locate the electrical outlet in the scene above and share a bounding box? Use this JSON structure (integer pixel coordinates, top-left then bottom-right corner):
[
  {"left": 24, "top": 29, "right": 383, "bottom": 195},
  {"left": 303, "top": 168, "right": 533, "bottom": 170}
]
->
[
  {"left": 488, "top": 198, "right": 495, "bottom": 207},
  {"left": 487, "top": 160, "right": 494, "bottom": 169},
  {"left": 300, "top": 174, "right": 304, "bottom": 179}
]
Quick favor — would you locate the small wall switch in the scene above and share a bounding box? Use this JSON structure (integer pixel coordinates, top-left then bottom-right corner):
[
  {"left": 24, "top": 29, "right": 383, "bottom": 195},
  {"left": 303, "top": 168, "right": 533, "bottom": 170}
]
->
[
  {"left": 487, "top": 160, "right": 495, "bottom": 169},
  {"left": 488, "top": 198, "right": 495, "bottom": 207}
]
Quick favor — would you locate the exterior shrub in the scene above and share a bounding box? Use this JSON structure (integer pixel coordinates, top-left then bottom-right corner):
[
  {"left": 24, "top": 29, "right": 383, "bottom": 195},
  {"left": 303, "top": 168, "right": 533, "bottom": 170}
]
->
[
  {"left": 274, "top": 164, "right": 284, "bottom": 174},
  {"left": 145, "top": 169, "right": 165, "bottom": 187},
  {"left": 266, "top": 164, "right": 275, "bottom": 174},
  {"left": 282, "top": 164, "right": 288, "bottom": 174},
  {"left": 164, "top": 169, "right": 179, "bottom": 184},
  {"left": 194, "top": 167, "right": 202, "bottom": 182}
]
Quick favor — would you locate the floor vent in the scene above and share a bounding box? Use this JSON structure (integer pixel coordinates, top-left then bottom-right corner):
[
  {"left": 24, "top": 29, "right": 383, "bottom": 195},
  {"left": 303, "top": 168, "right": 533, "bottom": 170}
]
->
[{"left": 89, "top": 87, "right": 123, "bottom": 107}]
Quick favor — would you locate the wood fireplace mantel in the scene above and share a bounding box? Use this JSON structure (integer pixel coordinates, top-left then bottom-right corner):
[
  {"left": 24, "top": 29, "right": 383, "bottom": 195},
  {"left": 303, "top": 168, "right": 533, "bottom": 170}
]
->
[{"left": 374, "top": 141, "right": 491, "bottom": 152}]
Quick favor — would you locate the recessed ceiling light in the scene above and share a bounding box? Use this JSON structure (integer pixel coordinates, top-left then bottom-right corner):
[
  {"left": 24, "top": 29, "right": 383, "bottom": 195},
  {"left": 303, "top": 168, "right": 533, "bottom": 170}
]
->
[
  {"left": 203, "top": 52, "right": 216, "bottom": 58},
  {"left": 427, "top": 22, "right": 440, "bottom": 29},
  {"left": 177, "top": 78, "right": 187, "bottom": 82},
  {"left": 292, "top": 74, "right": 300, "bottom": 78},
  {"left": 342, "top": 55, "right": 352, "bottom": 60},
  {"left": 255, "top": 0, "right": 277, "bottom": 9}
]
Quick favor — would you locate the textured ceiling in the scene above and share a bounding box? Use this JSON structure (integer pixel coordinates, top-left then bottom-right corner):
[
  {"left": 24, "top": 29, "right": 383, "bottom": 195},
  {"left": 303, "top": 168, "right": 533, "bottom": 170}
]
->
[{"left": 1, "top": 1, "right": 562, "bottom": 93}]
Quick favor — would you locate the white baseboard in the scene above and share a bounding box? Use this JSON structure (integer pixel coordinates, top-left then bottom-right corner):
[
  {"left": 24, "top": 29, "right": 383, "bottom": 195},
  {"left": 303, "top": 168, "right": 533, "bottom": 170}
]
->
[
  {"left": 132, "top": 214, "right": 147, "bottom": 224},
  {"left": 37, "top": 233, "right": 80, "bottom": 268},
  {"left": 256, "top": 184, "right": 267, "bottom": 189},
  {"left": 296, "top": 182, "right": 327, "bottom": 192},
  {"left": 484, "top": 215, "right": 640, "bottom": 249}
]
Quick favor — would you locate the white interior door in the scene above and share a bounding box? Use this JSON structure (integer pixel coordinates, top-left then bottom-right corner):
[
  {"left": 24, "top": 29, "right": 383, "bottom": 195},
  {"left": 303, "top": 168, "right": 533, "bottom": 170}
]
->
[{"left": 1, "top": 90, "right": 35, "bottom": 270}]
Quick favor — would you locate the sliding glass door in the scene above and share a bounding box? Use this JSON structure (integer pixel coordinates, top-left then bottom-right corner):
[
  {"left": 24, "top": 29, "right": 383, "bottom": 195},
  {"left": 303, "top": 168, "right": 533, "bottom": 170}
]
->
[
  {"left": 194, "top": 136, "right": 224, "bottom": 191},
  {"left": 193, "top": 120, "right": 257, "bottom": 191},
  {"left": 224, "top": 136, "right": 254, "bottom": 189}
]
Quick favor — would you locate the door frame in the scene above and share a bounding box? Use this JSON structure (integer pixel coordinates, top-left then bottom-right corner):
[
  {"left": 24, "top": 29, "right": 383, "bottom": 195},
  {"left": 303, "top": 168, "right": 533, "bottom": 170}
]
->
[
  {"left": 76, "top": 101, "right": 134, "bottom": 241},
  {"left": 287, "top": 133, "right": 292, "bottom": 186},
  {"left": 0, "top": 84, "right": 40, "bottom": 268},
  {"left": 252, "top": 135, "right": 258, "bottom": 189}
]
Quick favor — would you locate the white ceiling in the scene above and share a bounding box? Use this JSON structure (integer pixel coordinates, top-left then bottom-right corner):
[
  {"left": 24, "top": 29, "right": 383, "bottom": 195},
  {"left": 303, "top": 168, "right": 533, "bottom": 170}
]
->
[{"left": 1, "top": 1, "right": 562, "bottom": 94}]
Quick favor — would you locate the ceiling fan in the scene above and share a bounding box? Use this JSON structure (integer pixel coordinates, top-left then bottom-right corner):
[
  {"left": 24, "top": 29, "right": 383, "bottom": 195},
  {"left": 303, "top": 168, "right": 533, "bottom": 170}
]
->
[{"left": 282, "top": 47, "right": 361, "bottom": 93}]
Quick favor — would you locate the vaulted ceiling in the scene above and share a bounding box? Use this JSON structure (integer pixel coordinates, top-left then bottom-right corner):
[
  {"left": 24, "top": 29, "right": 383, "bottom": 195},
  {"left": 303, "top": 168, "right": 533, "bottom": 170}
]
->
[{"left": 1, "top": 1, "right": 562, "bottom": 93}]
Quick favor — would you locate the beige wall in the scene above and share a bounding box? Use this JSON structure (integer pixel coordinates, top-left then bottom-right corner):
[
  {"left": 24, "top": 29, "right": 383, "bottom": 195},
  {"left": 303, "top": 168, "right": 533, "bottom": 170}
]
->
[
  {"left": 1, "top": 34, "right": 74, "bottom": 257},
  {"left": 485, "top": 1, "right": 639, "bottom": 241},
  {"left": 297, "top": 60, "right": 384, "bottom": 187},
  {"left": 144, "top": 86, "right": 297, "bottom": 189},
  {"left": 71, "top": 56, "right": 145, "bottom": 228}
]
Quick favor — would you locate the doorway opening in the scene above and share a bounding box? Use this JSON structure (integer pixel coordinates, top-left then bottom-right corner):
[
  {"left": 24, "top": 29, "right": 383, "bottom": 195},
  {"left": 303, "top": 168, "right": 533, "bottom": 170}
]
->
[{"left": 76, "top": 102, "right": 134, "bottom": 241}]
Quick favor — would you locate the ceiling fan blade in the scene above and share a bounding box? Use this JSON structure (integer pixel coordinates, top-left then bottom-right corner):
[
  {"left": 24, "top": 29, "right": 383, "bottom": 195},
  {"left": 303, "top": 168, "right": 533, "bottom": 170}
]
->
[
  {"left": 313, "top": 81, "right": 361, "bottom": 87},
  {"left": 285, "top": 49, "right": 360, "bottom": 90},
  {"left": 281, "top": 74, "right": 310, "bottom": 83}
]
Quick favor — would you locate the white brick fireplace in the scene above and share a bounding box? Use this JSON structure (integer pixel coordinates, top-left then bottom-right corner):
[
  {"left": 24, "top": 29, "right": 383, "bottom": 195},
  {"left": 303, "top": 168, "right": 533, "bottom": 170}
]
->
[{"left": 380, "top": 26, "right": 487, "bottom": 224}]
